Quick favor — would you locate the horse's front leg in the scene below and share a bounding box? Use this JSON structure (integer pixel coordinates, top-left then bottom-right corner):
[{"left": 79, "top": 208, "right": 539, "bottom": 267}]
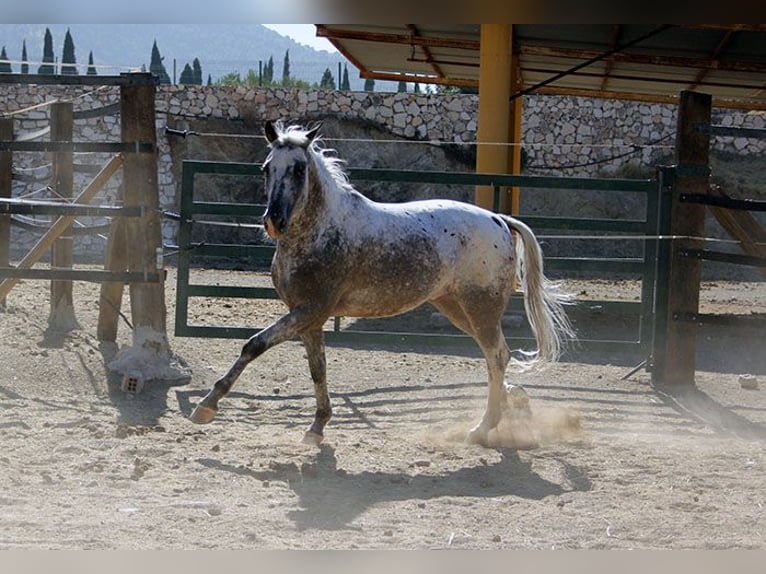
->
[
  {"left": 301, "top": 329, "right": 330, "bottom": 445},
  {"left": 189, "top": 311, "right": 309, "bottom": 424}
]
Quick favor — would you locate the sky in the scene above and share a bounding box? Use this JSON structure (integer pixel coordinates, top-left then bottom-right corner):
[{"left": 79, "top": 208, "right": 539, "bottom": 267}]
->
[{"left": 263, "top": 24, "right": 338, "bottom": 53}]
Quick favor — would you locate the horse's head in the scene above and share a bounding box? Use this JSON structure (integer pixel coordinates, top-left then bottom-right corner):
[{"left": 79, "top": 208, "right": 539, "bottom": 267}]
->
[{"left": 262, "top": 120, "right": 321, "bottom": 239}]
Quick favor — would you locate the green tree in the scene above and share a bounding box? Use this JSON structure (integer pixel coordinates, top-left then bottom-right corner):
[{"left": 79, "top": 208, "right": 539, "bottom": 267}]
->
[
  {"left": 0, "top": 47, "right": 11, "bottom": 73},
  {"left": 192, "top": 58, "right": 202, "bottom": 85},
  {"left": 38, "top": 27, "right": 55, "bottom": 74},
  {"left": 61, "top": 28, "right": 77, "bottom": 75},
  {"left": 216, "top": 71, "right": 241, "bottom": 85},
  {"left": 264, "top": 56, "right": 274, "bottom": 84},
  {"left": 206, "top": 74, "right": 212, "bottom": 86},
  {"left": 319, "top": 67, "right": 335, "bottom": 89},
  {"left": 341, "top": 64, "right": 350, "bottom": 90},
  {"left": 21, "top": 40, "right": 28, "bottom": 74},
  {"left": 87, "top": 51, "right": 97, "bottom": 75},
  {"left": 397, "top": 80, "right": 407, "bottom": 92},
  {"left": 179, "top": 63, "right": 194, "bottom": 84},
  {"left": 364, "top": 78, "right": 375, "bottom": 92},
  {"left": 149, "top": 40, "right": 171, "bottom": 85},
  {"left": 281, "top": 50, "right": 290, "bottom": 84}
]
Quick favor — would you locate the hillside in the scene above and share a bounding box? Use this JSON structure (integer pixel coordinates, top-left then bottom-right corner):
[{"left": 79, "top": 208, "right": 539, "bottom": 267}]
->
[{"left": 0, "top": 24, "right": 390, "bottom": 90}]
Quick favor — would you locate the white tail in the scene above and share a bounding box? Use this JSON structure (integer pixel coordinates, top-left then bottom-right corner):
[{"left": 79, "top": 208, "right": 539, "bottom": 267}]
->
[{"left": 501, "top": 216, "right": 575, "bottom": 369}]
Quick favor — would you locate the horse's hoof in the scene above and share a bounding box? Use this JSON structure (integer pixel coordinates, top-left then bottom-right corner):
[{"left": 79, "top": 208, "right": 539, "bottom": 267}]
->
[
  {"left": 189, "top": 404, "right": 217, "bottom": 424},
  {"left": 302, "top": 431, "right": 323, "bottom": 446},
  {"left": 466, "top": 427, "right": 490, "bottom": 446}
]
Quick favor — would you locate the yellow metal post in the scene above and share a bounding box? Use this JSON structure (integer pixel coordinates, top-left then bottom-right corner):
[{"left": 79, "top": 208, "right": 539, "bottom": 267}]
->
[{"left": 475, "top": 24, "right": 512, "bottom": 212}]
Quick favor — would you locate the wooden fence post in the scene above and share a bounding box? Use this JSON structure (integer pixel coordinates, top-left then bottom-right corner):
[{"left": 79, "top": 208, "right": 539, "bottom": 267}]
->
[
  {"left": 120, "top": 75, "right": 166, "bottom": 334},
  {"left": 0, "top": 117, "right": 11, "bottom": 309},
  {"left": 48, "top": 102, "right": 80, "bottom": 331},
  {"left": 651, "top": 90, "right": 711, "bottom": 386}
]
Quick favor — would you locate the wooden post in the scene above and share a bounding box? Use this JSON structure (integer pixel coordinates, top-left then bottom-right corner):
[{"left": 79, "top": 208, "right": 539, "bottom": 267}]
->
[
  {"left": 0, "top": 117, "right": 11, "bottom": 309},
  {"left": 652, "top": 90, "right": 711, "bottom": 386},
  {"left": 97, "top": 211, "right": 128, "bottom": 342},
  {"left": 508, "top": 50, "right": 523, "bottom": 216},
  {"left": 48, "top": 102, "right": 80, "bottom": 330},
  {"left": 120, "top": 76, "right": 167, "bottom": 336}
]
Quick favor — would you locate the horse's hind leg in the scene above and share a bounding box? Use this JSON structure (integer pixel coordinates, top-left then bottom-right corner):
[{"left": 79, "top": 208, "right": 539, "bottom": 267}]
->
[
  {"left": 467, "top": 323, "right": 511, "bottom": 445},
  {"left": 301, "top": 329, "right": 331, "bottom": 446},
  {"left": 432, "top": 296, "right": 510, "bottom": 446}
]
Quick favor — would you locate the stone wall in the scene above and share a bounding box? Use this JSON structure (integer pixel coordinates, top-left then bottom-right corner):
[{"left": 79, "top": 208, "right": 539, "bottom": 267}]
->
[{"left": 2, "top": 83, "right": 764, "bottom": 261}]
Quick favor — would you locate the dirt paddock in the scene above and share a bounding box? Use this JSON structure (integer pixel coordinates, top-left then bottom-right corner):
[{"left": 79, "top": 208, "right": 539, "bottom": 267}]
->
[{"left": 0, "top": 267, "right": 765, "bottom": 549}]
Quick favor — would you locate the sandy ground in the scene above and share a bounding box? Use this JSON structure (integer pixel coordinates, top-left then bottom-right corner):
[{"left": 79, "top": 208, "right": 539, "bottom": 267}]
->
[{"left": 0, "top": 268, "right": 765, "bottom": 549}]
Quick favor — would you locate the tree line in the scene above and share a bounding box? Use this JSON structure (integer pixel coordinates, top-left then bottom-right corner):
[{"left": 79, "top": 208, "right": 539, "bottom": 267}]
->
[{"left": 1, "top": 27, "right": 436, "bottom": 93}]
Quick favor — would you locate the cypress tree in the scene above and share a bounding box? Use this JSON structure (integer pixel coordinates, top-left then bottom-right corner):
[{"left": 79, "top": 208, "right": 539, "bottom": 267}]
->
[
  {"left": 87, "top": 51, "right": 97, "bottom": 75},
  {"left": 397, "top": 80, "right": 407, "bottom": 92},
  {"left": 341, "top": 64, "right": 350, "bottom": 90},
  {"left": 0, "top": 47, "right": 11, "bottom": 73},
  {"left": 21, "top": 40, "right": 28, "bottom": 74},
  {"left": 264, "top": 56, "right": 274, "bottom": 84},
  {"left": 207, "top": 74, "right": 212, "bottom": 86},
  {"left": 364, "top": 78, "right": 375, "bottom": 92},
  {"left": 179, "top": 63, "right": 194, "bottom": 84},
  {"left": 149, "top": 40, "right": 171, "bottom": 85},
  {"left": 192, "top": 57, "right": 202, "bottom": 85},
  {"left": 281, "top": 50, "right": 290, "bottom": 84},
  {"left": 61, "top": 28, "right": 77, "bottom": 75},
  {"left": 319, "top": 68, "right": 335, "bottom": 89},
  {"left": 38, "top": 27, "right": 55, "bottom": 74}
]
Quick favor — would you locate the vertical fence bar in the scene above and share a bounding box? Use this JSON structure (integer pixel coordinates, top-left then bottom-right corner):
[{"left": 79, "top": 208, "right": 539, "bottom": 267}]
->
[
  {"left": 48, "top": 102, "right": 79, "bottom": 330},
  {"left": 639, "top": 176, "right": 660, "bottom": 356},
  {"left": 0, "top": 117, "right": 11, "bottom": 309},
  {"left": 174, "top": 161, "right": 195, "bottom": 336}
]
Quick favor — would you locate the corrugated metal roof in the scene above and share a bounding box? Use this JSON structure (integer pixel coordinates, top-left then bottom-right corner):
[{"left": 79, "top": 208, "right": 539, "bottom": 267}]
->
[{"left": 317, "top": 24, "right": 766, "bottom": 109}]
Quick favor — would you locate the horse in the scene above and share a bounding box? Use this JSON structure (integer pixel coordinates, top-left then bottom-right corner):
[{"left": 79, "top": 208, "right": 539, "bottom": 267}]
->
[{"left": 189, "top": 120, "right": 574, "bottom": 446}]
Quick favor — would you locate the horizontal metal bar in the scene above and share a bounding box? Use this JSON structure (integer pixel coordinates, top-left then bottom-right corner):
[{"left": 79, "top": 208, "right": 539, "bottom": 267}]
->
[
  {"left": 546, "top": 257, "right": 646, "bottom": 273},
  {"left": 0, "top": 198, "right": 145, "bottom": 217},
  {"left": 180, "top": 160, "right": 655, "bottom": 193},
  {"left": 183, "top": 160, "right": 262, "bottom": 177},
  {"left": 680, "top": 193, "right": 766, "bottom": 212},
  {"left": 188, "top": 202, "right": 266, "bottom": 216},
  {"left": 186, "top": 243, "right": 275, "bottom": 259},
  {"left": 186, "top": 285, "right": 280, "bottom": 299},
  {"left": 696, "top": 123, "right": 766, "bottom": 140},
  {"left": 0, "top": 268, "right": 163, "bottom": 283},
  {"left": 0, "top": 141, "right": 153, "bottom": 153},
  {"left": 348, "top": 167, "right": 656, "bottom": 192},
  {"left": 520, "top": 215, "right": 649, "bottom": 232},
  {"left": 681, "top": 248, "right": 766, "bottom": 267},
  {"left": 0, "top": 73, "right": 158, "bottom": 87},
  {"left": 173, "top": 322, "right": 644, "bottom": 354}
]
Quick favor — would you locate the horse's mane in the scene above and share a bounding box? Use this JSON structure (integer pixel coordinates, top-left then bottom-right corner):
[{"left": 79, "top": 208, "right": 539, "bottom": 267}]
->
[{"left": 267, "top": 122, "right": 356, "bottom": 195}]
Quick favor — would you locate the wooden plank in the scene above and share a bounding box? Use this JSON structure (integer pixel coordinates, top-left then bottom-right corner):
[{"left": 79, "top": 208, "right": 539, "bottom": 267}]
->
[
  {"left": 121, "top": 82, "right": 167, "bottom": 334},
  {"left": 49, "top": 102, "right": 79, "bottom": 331},
  {"left": 0, "top": 267, "right": 161, "bottom": 282},
  {"left": 707, "top": 185, "right": 766, "bottom": 277},
  {"left": 652, "top": 90, "right": 711, "bottom": 387},
  {"left": 0, "top": 154, "right": 123, "bottom": 301}
]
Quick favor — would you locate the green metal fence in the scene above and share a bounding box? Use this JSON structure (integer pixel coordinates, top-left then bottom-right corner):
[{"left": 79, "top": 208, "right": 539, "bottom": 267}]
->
[{"left": 175, "top": 159, "right": 659, "bottom": 356}]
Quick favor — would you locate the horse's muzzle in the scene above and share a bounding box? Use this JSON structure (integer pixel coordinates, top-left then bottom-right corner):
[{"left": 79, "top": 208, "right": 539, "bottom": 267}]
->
[{"left": 263, "top": 211, "right": 286, "bottom": 238}]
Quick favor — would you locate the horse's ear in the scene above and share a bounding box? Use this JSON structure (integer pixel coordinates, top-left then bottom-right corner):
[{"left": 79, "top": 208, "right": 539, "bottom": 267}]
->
[
  {"left": 305, "top": 123, "right": 321, "bottom": 144},
  {"left": 264, "top": 121, "right": 279, "bottom": 144}
]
